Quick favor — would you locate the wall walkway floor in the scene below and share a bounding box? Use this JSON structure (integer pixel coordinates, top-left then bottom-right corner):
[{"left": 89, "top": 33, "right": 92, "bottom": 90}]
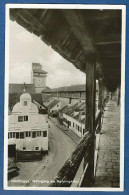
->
[{"left": 94, "top": 100, "right": 120, "bottom": 187}]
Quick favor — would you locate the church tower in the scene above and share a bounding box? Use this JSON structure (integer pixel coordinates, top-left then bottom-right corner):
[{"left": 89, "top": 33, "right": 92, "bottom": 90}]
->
[{"left": 31, "top": 63, "right": 47, "bottom": 93}]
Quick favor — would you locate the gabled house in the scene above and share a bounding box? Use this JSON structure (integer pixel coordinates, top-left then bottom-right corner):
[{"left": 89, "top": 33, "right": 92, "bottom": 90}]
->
[
  {"left": 47, "top": 99, "right": 61, "bottom": 117},
  {"left": 59, "top": 102, "right": 86, "bottom": 138},
  {"left": 8, "top": 92, "right": 49, "bottom": 161},
  {"left": 9, "top": 93, "right": 47, "bottom": 114}
]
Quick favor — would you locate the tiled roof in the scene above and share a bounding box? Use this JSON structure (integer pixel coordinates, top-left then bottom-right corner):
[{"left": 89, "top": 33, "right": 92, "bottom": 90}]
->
[
  {"left": 47, "top": 99, "right": 60, "bottom": 110},
  {"left": 41, "top": 93, "right": 52, "bottom": 101},
  {"left": 81, "top": 117, "right": 85, "bottom": 124},
  {"left": 9, "top": 94, "right": 20, "bottom": 111},
  {"left": 42, "top": 84, "right": 86, "bottom": 93},
  {"left": 63, "top": 103, "right": 78, "bottom": 115},
  {"left": 9, "top": 84, "right": 36, "bottom": 94},
  {"left": 59, "top": 105, "right": 69, "bottom": 113},
  {"left": 42, "top": 83, "right": 98, "bottom": 93},
  {"left": 62, "top": 102, "right": 86, "bottom": 123},
  {"left": 31, "top": 94, "right": 43, "bottom": 106}
]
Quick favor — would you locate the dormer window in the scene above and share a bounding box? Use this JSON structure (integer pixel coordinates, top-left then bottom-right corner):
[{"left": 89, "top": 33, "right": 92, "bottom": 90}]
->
[{"left": 24, "top": 101, "right": 27, "bottom": 106}]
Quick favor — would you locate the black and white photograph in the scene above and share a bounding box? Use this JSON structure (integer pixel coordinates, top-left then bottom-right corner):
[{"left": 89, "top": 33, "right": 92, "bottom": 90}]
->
[{"left": 4, "top": 4, "right": 125, "bottom": 191}]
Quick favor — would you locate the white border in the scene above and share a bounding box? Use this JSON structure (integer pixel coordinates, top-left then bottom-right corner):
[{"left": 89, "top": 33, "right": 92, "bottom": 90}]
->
[{"left": 4, "top": 4, "right": 126, "bottom": 192}]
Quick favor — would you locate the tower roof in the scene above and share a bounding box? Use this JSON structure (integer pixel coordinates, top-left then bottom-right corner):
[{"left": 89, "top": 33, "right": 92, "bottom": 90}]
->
[{"left": 33, "top": 69, "right": 47, "bottom": 74}]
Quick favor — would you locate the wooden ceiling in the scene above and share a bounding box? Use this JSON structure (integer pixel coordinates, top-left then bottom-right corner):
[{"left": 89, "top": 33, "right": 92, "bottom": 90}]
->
[{"left": 10, "top": 8, "right": 122, "bottom": 91}]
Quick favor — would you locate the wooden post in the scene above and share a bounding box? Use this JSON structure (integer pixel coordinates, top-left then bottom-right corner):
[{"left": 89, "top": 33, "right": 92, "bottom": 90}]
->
[
  {"left": 117, "top": 86, "right": 120, "bottom": 106},
  {"left": 97, "top": 79, "right": 103, "bottom": 133},
  {"left": 98, "top": 79, "right": 103, "bottom": 111},
  {"left": 83, "top": 59, "right": 96, "bottom": 187},
  {"left": 85, "top": 60, "right": 96, "bottom": 133}
]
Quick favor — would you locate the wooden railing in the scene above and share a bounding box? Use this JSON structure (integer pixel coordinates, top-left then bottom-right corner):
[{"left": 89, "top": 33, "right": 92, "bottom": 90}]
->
[
  {"left": 49, "top": 97, "right": 109, "bottom": 187},
  {"left": 49, "top": 132, "right": 92, "bottom": 187}
]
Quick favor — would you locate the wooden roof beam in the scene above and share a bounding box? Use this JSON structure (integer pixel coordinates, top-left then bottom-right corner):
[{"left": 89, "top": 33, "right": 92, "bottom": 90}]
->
[
  {"left": 10, "top": 9, "right": 46, "bottom": 35},
  {"left": 62, "top": 10, "right": 103, "bottom": 78},
  {"left": 95, "top": 41, "right": 121, "bottom": 46},
  {"left": 62, "top": 10, "right": 96, "bottom": 57}
]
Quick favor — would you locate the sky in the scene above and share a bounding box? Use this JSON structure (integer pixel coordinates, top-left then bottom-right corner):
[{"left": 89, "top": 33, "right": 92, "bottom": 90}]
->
[{"left": 9, "top": 21, "right": 86, "bottom": 88}]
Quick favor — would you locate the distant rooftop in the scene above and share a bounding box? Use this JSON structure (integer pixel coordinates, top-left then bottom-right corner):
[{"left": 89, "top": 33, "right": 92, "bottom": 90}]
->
[
  {"left": 47, "top": 99, "right": 60, "bottom": 110},
  {"left": 9, "top": 83, "right": 36, "bottom": 94},
  {"left": 42, "top": 83, "right": 98, "bottom": 93},
  {"left": 60, "top": 102, "right": 86, "bottom": 124}
]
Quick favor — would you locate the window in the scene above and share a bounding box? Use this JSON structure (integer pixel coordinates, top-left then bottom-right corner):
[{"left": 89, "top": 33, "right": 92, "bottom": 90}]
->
[
  {"left": 10, "top": 133, "right": 12, "bottom": 138},
  {"left": 73, "top": 123, "right": 74, "bottom": 127},
  {"left": 43, "top": 131, "right": 47, "bottom": 137},
  {"left": 20, "top": 132, "right": 24, "bottom": 139},
  {"left": 8, "top": 133, "right": 9, "bottom": 139},
  {"left": 37, "top": 131, "right": 41, "bottom": 137},
  {"left": 25, "top": 131, "right": 31, "bottom": 137},
  {"left": 24, "top": 101, "right": 27, "bottom": 106},
  {"left": 13, "top": 132, "right": 15, "bottom": 138},
  {"left": 35, "top": 147, "right": 39, "bottom": 150},
  {"left": 32, "top": 132, "right": 36, "bottom": 138},
  {"left": 16, "top": 132, "right": 19, "bottom": 139},
  {"left": 18, "top": 116, "right": 23, "bottom": 122},
  {"left": 18, "top": 116, "right": 28, "bottom": 122},
  {"left": 23, "top": 147, "right": 26, "bottom": 150},
  {"left": 24, "top": 116, "right": 28, "bottom": 121},
  {"left": 25, "top": 132, "right": 28, "bottom": 137}
]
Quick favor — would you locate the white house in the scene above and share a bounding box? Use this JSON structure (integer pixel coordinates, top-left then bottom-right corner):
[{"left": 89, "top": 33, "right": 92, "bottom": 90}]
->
[
  {"left": 8, "top": 92, "right": 48, "bottom": 153},
  {"left": 61, "top": 102, "right": 85, "bottom": 138},
  {"left": 48, "top": 99, "right": 61, "bottom": 116}
]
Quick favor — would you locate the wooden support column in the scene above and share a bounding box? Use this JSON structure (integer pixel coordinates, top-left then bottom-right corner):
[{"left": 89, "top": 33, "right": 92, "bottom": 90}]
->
[
  {"left": 83, "top": 59, "right": 96, "bottom": 187},
  {"left": 85, "top": 60, "right": 96, "bottom": 133},
  {"left": 96, "top": 79, "right": 103, "bottom": 133},
  {"left": 98, "top": 79, "right": 103, "bottom": 111},
  {"left": 117, "top": 86, "right": 120, "bottom": 106}
]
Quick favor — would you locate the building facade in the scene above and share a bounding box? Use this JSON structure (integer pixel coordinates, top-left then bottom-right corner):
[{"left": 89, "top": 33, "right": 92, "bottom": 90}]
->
[
  {"left": 31, "top": 63, "right": 47, "bottom": 93},
  {"left": 47, "top": 99, "right": 61, "bottom": 117},
  {"left": 59, "top": 102, "right": 85, "bottom": 138},
  {"left": 8, "top": 92, "right": 48, "bottom": 153}
]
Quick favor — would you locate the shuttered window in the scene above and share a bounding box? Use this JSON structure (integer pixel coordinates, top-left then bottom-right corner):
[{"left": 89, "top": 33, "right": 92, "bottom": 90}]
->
[{"left": 43, "top": 131, "right": 47, "bottom": 137}]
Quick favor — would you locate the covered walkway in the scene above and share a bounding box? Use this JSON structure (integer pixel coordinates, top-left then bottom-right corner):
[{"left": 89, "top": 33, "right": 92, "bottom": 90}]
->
[
  {"left": 95, "top": 100, "right": 120, "bottom": 187},
  {"left": 9, "top": 8, "right": 122, "bottom": 187}
]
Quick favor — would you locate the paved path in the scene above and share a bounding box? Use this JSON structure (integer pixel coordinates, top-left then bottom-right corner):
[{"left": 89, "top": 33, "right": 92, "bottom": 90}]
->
[
  {"left": 94, "top": 100, "right": 120, "bottom": 187},
  {"left": 49, "top": 116, "right": 80, "bottom": 144}
]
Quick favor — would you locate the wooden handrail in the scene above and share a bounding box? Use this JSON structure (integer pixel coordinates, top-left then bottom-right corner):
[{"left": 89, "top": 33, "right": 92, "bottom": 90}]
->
[{"left": 49, "top": 132, "right": 92, "bottom": 187}]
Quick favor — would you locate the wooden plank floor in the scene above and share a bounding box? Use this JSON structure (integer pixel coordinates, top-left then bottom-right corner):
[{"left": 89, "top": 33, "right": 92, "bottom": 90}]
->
[{"left": 94, "top": 100, "right": 120, "bottom": 187}]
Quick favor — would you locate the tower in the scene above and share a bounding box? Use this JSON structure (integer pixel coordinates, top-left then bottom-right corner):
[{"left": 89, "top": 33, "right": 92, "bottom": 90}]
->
[{"left": 31, "top": 63, "right": 47, "bottom": 93}]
